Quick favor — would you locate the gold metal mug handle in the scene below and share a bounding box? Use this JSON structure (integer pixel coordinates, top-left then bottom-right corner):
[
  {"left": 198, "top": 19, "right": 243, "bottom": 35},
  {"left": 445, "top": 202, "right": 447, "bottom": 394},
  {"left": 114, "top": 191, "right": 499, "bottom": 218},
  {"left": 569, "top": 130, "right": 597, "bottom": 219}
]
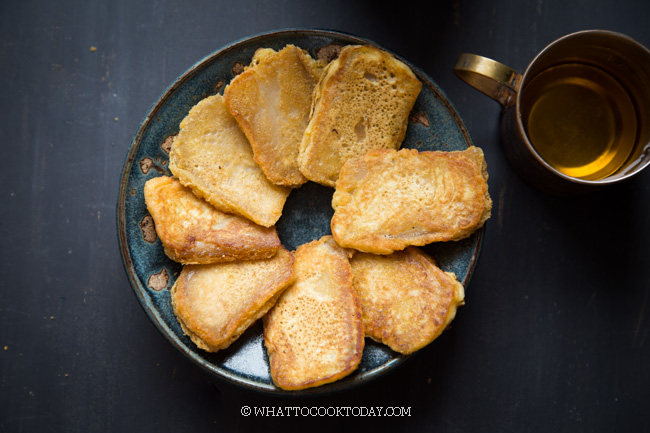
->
[{"left": 454, "top": 53, "right": 523, "bottom": 106}]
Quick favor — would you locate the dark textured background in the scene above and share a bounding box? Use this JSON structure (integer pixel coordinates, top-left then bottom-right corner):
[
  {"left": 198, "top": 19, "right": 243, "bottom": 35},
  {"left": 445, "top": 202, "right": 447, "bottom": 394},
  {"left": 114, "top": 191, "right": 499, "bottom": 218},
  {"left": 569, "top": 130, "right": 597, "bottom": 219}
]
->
[{"left": 2, "top": 0, "right": 650, "bottom": 431}]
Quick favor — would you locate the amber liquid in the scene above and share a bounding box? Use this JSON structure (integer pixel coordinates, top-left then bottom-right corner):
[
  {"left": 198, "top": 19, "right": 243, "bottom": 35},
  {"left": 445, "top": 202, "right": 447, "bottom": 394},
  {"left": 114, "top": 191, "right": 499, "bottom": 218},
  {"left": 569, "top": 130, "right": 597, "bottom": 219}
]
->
[{"left": 522, "top": 63, "right": 637, "bottom": 180}]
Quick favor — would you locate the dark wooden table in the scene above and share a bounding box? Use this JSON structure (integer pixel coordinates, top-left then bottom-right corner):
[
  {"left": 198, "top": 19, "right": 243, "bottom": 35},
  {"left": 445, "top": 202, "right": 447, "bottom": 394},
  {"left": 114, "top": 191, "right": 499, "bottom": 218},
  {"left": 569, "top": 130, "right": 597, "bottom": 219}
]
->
[{"left": 2, "top": 0, "right": 650, "bottom": 431}]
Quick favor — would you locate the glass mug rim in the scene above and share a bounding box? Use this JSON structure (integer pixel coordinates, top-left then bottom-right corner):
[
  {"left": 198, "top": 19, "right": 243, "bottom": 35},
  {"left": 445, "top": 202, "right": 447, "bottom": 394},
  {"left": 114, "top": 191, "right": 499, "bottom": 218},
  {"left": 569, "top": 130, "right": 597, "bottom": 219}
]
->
[{"left": 456, "top": 29, "right": 650, "bottom": 190}]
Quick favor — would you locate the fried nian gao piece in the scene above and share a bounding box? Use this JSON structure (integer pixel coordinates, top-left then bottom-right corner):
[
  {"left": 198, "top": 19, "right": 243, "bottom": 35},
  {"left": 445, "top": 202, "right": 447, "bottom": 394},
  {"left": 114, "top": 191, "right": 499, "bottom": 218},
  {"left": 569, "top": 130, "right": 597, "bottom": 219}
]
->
[
  {"left": 263, "top": 236, "right": 364, "bottom": 391},
  {"left": 350, "top": 247, "right": 465, "bottom": 355},
  {"left": 223, "top": 45, "right": 324, "bottom": 187},
  {"left": 171, "top": 247, "right": 294, "bottom": 353},
  {"left": 298, "top": 45, "right": 422, "bottom": 187},
  {"left": 143, "top": 176, "right": 281, "bottom": 264},
  {"left": 168, "top": 94, "right": 290, "bottom": 227},
  {"left": 331, "top": 147, "right": 492, "bottom": 254}
]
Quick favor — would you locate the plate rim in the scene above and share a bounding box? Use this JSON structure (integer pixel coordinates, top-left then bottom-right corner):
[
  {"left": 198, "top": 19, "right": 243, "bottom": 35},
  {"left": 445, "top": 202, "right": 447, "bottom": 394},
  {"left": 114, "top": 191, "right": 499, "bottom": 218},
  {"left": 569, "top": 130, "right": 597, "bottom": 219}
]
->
[{"left": 116, "top": 28, "right": 484, "bottom": 394}]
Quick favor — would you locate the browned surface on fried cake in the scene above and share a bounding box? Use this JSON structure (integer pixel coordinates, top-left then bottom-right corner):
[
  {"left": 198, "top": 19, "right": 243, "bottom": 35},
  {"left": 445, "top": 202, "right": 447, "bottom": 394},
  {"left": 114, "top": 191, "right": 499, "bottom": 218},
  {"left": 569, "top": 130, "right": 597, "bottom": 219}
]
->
[
  {"left": 171, "top": 247, "right": 294, "bottom": 353},
  {"left": 298, "top": 45, "right": 422, "bottom": 187},
  {"left": 263, "top": 236, "right": 364, "bottom": 390},
  {"left": 168, "top": 94, "right": 290, "bottom": 227},
  {"left": 224, "top": 45, "right": 324, "bottom": 187},
  {"left": 350, "top": 247, "right": 465, "bottom": 354},
  {"left": 144, "top": 176, "right": 281, "bottom": 264},
  {"left": 331, "top": 147, "right": 492, "bottom": 254}
]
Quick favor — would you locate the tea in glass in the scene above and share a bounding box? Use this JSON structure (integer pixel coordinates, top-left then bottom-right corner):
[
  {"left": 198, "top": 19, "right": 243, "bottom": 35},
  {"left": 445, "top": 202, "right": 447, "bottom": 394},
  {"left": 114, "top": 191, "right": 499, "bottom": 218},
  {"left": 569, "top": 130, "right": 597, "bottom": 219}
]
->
[{"left": 522, "top": 63, "right": 637, "bottom": 180}]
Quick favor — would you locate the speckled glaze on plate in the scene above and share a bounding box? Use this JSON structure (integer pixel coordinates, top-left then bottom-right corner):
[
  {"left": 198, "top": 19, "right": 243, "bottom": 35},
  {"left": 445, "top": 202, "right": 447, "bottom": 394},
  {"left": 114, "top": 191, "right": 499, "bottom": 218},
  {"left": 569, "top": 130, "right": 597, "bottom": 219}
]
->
[{"left": 117, "top": 29, "right": 485, "bottom": 394}]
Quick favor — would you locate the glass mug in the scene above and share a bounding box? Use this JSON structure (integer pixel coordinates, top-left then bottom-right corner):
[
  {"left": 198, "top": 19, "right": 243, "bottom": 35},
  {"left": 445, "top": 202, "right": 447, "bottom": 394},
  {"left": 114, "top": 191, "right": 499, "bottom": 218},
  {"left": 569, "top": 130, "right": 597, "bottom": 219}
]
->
[{"left": 454, "top": 30, "right": 650, "bottom": 194}]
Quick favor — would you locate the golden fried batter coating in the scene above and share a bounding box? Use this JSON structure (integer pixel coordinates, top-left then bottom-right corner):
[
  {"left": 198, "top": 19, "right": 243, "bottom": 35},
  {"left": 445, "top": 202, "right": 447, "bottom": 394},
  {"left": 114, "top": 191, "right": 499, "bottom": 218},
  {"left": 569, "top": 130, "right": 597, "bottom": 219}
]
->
[
  {"left": 298, "top": 45, "right": 422, "bottom": 187},
  {"left": 331, "top": 147, "right": 492, "bottom": 254},
  {"left": 350, "top": 247, "right": 465, "bottom": 354},
  {"left": 263, "top": 236, "right": 364, "bottom": 390},
  {"left": 171, "top": 247, "right": 294, "bottom": 353},
  {"left": 168, "top": 94, "right": 290, "bottom": 227},
  {"left": 224, "top": 45, "right": 324, "bottom": 187},
  {"left": 143, "top": 176, "right": 281, "bottom": 264}
]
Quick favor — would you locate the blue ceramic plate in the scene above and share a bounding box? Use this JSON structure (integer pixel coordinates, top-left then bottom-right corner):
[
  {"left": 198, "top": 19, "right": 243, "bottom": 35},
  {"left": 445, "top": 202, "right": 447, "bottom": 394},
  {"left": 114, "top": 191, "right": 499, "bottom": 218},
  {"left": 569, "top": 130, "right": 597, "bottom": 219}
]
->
[{"left": 117, "top": 29, "right": 483, "bottom": 394}]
